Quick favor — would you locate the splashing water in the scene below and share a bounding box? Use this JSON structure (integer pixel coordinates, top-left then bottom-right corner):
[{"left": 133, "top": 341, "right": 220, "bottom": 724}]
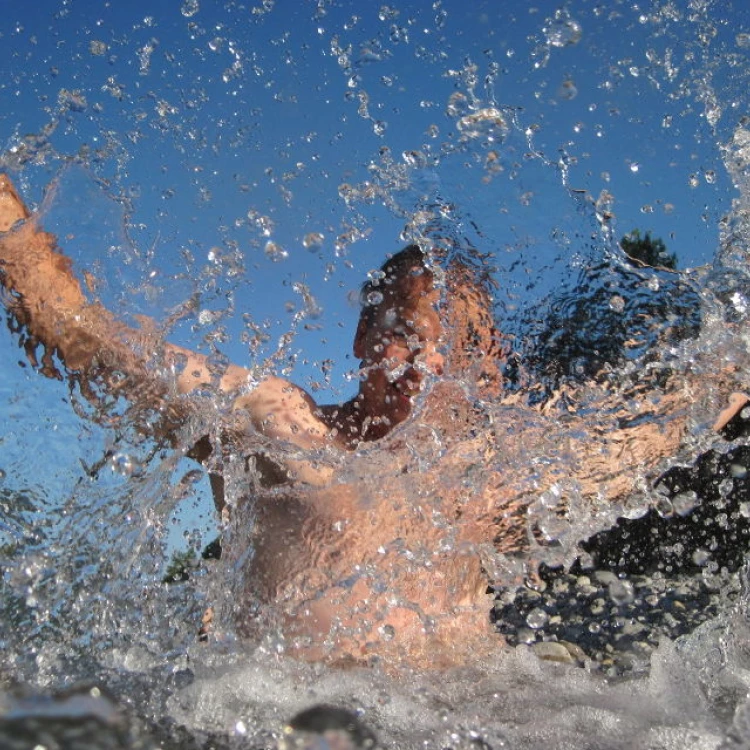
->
[{"left": 2, "top": 1, "right": 750, "bottom": 748}]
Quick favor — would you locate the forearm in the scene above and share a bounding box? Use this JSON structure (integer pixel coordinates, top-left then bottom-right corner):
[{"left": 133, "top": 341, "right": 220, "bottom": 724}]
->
[
  {"left": 0, "top": 204, "right": 202, "bottom": 448},
  {"left": 0, "top": 217, "right": 151, "bottom": 378}
]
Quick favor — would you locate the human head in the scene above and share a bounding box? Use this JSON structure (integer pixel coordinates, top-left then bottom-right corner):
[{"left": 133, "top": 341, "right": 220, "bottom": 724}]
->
[{"left": 352, "top": 246, "right": 443, "bottom": 433}]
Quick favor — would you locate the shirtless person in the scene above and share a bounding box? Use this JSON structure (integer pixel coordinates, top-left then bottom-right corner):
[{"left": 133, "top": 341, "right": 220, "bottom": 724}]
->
[
  {"left": 0, "top": 173, "right": 494, "bottom": 666},
  {"left": 0, "top": 173, "right": 746, "bottom": 668}
]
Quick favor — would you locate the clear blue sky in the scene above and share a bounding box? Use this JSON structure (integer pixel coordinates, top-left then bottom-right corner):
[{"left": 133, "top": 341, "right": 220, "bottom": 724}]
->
[{"left": 1, "top": 0, "right": 746, "bottom": 400}]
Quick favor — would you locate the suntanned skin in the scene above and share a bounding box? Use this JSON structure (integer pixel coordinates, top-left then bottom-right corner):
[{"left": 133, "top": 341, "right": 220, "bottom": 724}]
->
[{"left": 1, "top": 173, "right": 747, "bottom": 668}]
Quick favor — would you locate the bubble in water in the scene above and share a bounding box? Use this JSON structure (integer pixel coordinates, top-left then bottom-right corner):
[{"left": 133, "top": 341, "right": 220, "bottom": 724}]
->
[
  {"left": 544, "top": 9, "right": 582, "bottom": 48},
  {"left": 303, "top": 232, "right": 324, "bottom": 252},
  {"left": 608, "top": 579, "right": 634, "bottom": 605},
  {"left": 737, "top": 33, "right": 750, "bottom": 48},
  {"left": 526, "top": 607, "right": 549, "bottom": 629},
  {"left": 181, "top": 0, "right": 199, "bottom": 18}
]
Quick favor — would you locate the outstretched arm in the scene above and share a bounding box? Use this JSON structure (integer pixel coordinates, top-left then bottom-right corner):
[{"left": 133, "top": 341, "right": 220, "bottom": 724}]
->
[{"left": 0, "top": 175, "right": 335, "bottom": 478}]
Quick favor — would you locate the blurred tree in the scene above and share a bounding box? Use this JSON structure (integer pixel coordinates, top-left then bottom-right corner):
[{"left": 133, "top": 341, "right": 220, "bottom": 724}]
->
[
  {"left": 621, "top": 229, "right": 678, "bottom": 269},
  {"left": 162, "top": 548, "right": 196, "bottom": 583},
  {"left": 509, "top": 229, "right": 698, "bottom": 397}
]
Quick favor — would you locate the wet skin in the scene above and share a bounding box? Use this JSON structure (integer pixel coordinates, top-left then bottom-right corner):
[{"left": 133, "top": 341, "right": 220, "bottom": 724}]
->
[
  {"left": 1, "top": 174, "right": 747, "bottom": 669},
  {"left": 319, "top": 269, "right": 445, "bottom": 445}
]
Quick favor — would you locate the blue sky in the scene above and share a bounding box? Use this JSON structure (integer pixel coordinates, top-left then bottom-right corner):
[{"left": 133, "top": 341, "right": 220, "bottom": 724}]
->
[{"left": 0, "top": 1, "right": 746, "bottom": 486}]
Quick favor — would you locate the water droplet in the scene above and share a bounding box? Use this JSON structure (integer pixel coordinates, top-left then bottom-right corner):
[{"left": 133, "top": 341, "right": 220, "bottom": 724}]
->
[
  {"left": 58, "top": 88, "right": 88, "bottom": 112},
  {"left": 110, "top": 453, "right": 138, "bottom": 476},
  {"left": 89, "top": 40, "right": 108, "bottom": 56},
  {"left": 557, "top": 78, "right": 578, "bottom": 100},
  {"left": 456, "top": 108, "right": 509, "bottom": 143},
  {"left": 198, "top": 309, "right": 219, "bottom": 326},
  {"left": 378, "top": 5, "right": 398, "bottom": 21},
  {"left": 181, "top": 0, "right": 199, "bottom": 18},
  {"left": 264, "top": 241, "right": 288, "bottom": 262},
  {"left": 655, "top": 496, "right": 674, "bottom": 517},
  {"left": 737, "top": 33, "right": 750, "bottom": 48},
  {"left": 629, "top": 162, "right": 640, "bottom": 173},
  {"left": 248, "top": 211, "right": 274, "bottom": 237},
  {"left": 526, "top": 607, "right": 548, "bottom": 629},
  {"left": 608, "top": 579, "right": 634, "bottom": 605},
  {"left": 544, "top": 10, "right": 582, "bottom": 48},
  {"left": 379, "top": 623, "right": 396, "bottom": 641},
  {"left": 303, "top": 232, "right": 324, "bottom": 252},
  {"left": 692, "top": 548, "right": 711, "bottom": 567},
  {"left": 609, "top": 295, "right": 625, "bottom": 313},
  {"left": 730, "top": 463, "right": 748, "bottom": 479},
  {"left": 672, "top": 491, "right": 698, "bottom": 515},
  {"left": 366, "top": 291, "right": 384, "bottom": 306},
  {"left": 446, "top": 92, "right": 470, "bottom": 118}
]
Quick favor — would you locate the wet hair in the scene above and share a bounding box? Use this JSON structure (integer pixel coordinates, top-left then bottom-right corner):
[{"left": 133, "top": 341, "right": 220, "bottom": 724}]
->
[{"left": 359, "top": 245, "right": 432, "bottom": 324}]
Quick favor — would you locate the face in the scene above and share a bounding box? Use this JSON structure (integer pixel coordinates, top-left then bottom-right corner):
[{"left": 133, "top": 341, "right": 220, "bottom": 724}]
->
[{"left": 354, "top": 272, "right": 444, "bottom": 426}]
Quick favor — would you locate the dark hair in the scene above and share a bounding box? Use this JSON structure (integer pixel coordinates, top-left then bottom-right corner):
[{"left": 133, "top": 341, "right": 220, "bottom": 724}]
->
[{"left": 359, "top": 245, "right": 430, "bottom": 322}]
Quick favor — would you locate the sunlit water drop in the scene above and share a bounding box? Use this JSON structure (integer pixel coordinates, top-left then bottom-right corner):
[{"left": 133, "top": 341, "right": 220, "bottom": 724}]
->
[
  {"left": 181, "top": 0, "right": 199, "bottom": 18},
  {"left": 544, "top": 9, "right": 583, "bottom": 48}
]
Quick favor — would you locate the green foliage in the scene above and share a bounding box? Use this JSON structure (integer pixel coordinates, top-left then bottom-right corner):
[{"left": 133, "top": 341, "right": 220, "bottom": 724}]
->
[
  {"left": 162, "top": 548, "right": 196, "bottom": 584},
  {"left": 620, "top": 230, "right": 678, "bottom": 269}
]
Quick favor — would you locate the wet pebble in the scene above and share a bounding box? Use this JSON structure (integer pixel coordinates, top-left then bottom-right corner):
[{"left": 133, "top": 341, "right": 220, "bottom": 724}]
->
[
  {"left": 532, "top": 641, "right": 575, "bottom": 664},
  {"left": 493, "top": 566, "right": 740, "bottom": 674},
  {"left": 281, "top": 705, "right": 381, "bottom": 750}
]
